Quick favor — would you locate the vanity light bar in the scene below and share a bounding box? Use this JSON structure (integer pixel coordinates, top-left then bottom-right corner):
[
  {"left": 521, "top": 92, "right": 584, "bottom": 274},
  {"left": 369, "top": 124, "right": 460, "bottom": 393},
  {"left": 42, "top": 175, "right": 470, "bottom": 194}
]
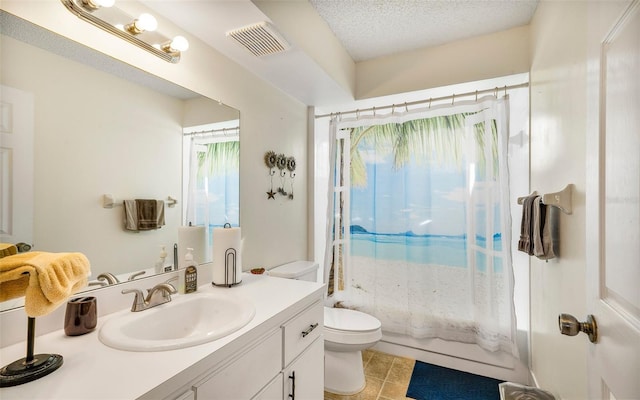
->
[{"left": 60, "top": 0, "right": 184, "bottom": 63}]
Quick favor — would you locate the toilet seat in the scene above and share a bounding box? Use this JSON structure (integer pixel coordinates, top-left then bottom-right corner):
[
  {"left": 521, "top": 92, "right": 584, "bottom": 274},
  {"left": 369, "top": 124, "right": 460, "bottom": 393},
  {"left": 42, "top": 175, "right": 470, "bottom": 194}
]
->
[{"left": 324, "top": 308, "right": 382, "bottom": 346}]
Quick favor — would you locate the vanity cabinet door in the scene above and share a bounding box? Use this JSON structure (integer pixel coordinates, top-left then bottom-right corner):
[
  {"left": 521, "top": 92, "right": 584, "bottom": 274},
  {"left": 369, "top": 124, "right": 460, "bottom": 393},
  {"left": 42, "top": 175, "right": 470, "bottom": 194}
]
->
[
  {"left": 252, "top": 373, "right": 284, "bottom": 400},
  {"left": 283, "top": 337, "right": 324, "bottom": 400},
  {"left": 194, "top": 329, "right": 282, "bottom": 399},
  {"left": 172, "top": 390, "right": 195, "bottom": 400}
]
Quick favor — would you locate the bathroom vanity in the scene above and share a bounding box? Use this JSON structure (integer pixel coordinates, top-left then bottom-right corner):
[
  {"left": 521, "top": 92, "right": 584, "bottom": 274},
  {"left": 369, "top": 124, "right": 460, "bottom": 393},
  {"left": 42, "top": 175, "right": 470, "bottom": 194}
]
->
[{"left": 0, "top": 274, "right": 325, "bottom": 399}]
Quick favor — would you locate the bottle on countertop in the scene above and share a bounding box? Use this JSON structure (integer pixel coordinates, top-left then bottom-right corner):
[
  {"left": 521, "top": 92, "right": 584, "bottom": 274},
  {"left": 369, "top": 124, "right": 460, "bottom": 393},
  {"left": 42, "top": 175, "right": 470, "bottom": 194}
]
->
[
  {"left": 155, "top": 245, "right": 167, "bottom": 274},
  {"left": 179, "top": 247, "right": 198, "bottom": 294}
]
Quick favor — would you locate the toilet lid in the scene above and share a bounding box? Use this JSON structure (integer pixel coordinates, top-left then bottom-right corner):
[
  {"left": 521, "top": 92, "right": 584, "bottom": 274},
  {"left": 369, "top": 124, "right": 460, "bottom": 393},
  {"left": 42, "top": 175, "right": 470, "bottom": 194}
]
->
[{"left": 324, "top": 307, "right": 381, "bottom": 332}]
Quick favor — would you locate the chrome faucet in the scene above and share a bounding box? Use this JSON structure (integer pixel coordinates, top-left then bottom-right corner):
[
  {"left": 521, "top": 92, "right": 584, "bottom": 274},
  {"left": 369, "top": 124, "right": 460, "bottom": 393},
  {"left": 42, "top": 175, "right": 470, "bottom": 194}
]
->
[{"left": 122, "top": 278, "right": 177, "bottom": 312}]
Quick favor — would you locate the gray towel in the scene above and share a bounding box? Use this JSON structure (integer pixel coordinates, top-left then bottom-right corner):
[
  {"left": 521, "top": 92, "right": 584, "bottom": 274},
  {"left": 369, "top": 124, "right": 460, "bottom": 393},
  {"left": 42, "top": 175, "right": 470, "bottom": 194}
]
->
[
  {"left": 123, "top": 200, "right": 138, "bottom": 231},
  {"left": 123, "top": 199, "right": 165, "bottom": 231},
  {"left": 136, "top": 199, "right": 158, "bottom": 230},
  {"left": 522, "top": 196, "right": 557, "bottom": 260},
  {"left": 533, "top": 197, "right": 546, "bottom": 257},
  {"left": 518, "top": 195, "right": 538, "bottom": 255},
  {"left": 538, "top": 204, "right": 557, "bottom": 260}
]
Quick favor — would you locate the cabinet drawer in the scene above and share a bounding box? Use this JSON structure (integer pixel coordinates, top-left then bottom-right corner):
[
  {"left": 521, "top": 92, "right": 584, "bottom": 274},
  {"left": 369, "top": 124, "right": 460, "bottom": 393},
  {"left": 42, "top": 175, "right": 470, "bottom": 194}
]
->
[
  {"left": 194, "top": 329, "right": 282, "bottom": 399},
  {"left": 282, "top": 300, "right": 323, "bottom": 367}
]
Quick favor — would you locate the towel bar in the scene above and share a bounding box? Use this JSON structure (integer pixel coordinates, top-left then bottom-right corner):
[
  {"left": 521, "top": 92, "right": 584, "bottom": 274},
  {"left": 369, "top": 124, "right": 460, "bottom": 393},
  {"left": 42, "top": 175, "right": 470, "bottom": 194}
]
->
[
  {"left": 517, "top": 184, "right": 573, "bottom": 214},
  {"left": 102, "top": 194, "right": 178, "bottom": 209}
]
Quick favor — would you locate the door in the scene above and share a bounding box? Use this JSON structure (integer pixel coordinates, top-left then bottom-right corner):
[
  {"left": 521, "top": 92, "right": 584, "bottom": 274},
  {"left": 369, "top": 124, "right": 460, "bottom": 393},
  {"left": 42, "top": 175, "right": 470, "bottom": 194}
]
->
[
  {"left": 586, "top": 1, "right": 640, "bottom": 398},
  {"left": 0, "top": 85, "right": 34, "bottom": 247}
]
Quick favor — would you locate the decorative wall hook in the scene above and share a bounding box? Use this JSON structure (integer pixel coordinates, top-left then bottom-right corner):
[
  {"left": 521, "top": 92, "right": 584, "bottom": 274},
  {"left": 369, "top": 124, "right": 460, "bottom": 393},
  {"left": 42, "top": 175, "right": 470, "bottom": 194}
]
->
[
  {"left": 264, "top": 151, "right": 277, "bottom": 199},
  {"left": 264, "top": 151, "right": 296, "bottom": 200}
]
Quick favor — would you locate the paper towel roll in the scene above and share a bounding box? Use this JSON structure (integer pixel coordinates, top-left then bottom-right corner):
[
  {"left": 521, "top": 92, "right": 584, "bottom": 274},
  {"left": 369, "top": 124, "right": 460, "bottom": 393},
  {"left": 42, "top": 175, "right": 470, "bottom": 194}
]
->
[
  {"left": 212, "top": 226, "right": 242, "bottom": 285},
  {"left": 177, "top": 225, "right": 206, "bottom": 269}
]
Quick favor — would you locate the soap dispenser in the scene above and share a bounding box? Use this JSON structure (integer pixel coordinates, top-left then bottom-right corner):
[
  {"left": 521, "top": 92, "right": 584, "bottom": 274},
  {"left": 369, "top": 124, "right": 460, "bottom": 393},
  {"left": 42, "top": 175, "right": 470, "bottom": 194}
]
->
[
  {"left": 155, "top": 245, "right": 167, "bottom": 274},
  {"left": 179, "top": 247, "right": 198, "bottom": 294}
]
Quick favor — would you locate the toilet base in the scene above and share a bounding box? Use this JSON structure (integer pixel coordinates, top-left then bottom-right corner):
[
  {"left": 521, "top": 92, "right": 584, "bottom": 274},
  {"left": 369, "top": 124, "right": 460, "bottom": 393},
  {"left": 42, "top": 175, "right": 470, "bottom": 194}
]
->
[{"left": 324, "top": 349, "right": 366, "bottom": 395}]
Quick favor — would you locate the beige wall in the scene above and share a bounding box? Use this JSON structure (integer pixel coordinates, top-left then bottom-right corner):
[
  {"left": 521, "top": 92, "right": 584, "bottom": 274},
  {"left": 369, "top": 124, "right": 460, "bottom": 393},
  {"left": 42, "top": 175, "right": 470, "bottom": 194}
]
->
[
  {"left": 1, "top": 1, "right": 310, "bottom": 271},
  {"left": 356, "top": 25, "right": 530, "bottom": 100},
  {"left": 1, "top": 35, "right": 184, "bottom": 274}
]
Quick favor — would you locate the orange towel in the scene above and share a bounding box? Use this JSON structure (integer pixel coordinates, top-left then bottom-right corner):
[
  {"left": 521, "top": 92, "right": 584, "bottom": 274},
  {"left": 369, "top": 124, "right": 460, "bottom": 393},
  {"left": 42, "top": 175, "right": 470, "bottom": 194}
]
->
[{"left": 0, "top": 251, "right": 91, "bottom": 317}]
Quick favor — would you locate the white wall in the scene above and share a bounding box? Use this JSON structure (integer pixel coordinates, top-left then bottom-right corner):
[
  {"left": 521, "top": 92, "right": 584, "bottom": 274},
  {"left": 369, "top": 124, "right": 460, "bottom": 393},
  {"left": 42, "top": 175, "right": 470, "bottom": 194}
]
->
[
  {"left": 529, "top": 2, "right": 588, "bottom": 398},
  {"left": 0, "top": 1, "right": 310, "bottom": 272}
]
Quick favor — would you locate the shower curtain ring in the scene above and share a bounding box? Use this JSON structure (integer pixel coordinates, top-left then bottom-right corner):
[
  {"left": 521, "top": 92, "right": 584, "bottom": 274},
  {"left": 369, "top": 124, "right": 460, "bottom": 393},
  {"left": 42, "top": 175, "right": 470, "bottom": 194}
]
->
[
  {"left": 451, "top": 94, "right": 455, "bottom": 105},
  {"left": 475, "top": 90, "right": 478, "bottom": 101}
]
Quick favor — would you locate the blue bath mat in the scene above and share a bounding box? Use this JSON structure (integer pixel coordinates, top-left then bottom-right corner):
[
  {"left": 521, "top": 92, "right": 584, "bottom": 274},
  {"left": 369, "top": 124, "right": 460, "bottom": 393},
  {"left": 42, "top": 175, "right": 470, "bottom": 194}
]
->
[{"left": 406, "top": 360, "right": 504, "bottom": 400}]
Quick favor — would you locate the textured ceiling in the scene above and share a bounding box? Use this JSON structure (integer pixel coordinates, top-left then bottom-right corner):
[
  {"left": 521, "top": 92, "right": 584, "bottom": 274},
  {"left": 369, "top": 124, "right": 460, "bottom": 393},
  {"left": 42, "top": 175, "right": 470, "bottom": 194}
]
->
[
  {"left": 308, "top": 0, "right": 539, "bottom": 61},
  {"left": 139, "top": 0, "right": 540, "bottom": 105}
]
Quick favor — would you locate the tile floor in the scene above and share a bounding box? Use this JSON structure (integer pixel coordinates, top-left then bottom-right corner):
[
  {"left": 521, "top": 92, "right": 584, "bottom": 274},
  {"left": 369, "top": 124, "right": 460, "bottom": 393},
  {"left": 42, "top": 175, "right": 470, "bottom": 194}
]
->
[{"left": 324, "top": 349, "right": 416, "bottom": 400}]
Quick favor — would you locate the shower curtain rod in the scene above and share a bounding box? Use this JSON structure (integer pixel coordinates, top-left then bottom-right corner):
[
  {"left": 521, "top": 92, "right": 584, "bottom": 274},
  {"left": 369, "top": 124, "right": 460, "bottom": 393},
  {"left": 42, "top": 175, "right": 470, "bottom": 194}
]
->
[
  {"left": 314, "top": 82, "right": 529, "bottom": 119},
  {"left": 183, "top": 126, "right": 240, "bottom": 137}
]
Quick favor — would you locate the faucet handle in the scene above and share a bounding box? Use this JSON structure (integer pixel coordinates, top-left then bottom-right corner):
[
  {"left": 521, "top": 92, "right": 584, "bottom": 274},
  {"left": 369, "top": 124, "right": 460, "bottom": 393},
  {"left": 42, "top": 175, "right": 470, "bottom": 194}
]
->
[
  {"left": 127, "top": 271, "right": 146, "bottom": 281},
  {"left": 122, "top": 288, "right": 145, "bottom": 312}
]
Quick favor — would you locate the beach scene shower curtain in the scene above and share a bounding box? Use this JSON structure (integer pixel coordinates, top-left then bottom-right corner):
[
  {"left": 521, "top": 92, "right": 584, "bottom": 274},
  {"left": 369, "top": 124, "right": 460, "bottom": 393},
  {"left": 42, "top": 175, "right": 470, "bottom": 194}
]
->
[
  {"left": 326, "top": 96, "right": 518, "bottom": 356},
  {"left": 185, "top": 134, "right": 240, "bottom": 242}
]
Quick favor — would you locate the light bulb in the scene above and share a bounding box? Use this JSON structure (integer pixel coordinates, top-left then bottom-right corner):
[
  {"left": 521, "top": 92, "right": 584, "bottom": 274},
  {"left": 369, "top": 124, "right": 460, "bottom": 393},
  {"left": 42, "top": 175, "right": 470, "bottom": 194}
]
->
[
  {"left": 135, "top": 13, "right": 157, "bottom": 32},
  {"left": 170, "top": 36, "right": 189, "bottom": 52},
  {"left": 161, "top": 36, "right": 189, "bottom": 54}
]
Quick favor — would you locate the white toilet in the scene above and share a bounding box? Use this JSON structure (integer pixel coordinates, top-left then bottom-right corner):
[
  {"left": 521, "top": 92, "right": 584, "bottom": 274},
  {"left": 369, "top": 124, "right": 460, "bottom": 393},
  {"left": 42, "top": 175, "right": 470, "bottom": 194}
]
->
[{"left": 269, "top": 261, "right": 382, "bottom": 395}]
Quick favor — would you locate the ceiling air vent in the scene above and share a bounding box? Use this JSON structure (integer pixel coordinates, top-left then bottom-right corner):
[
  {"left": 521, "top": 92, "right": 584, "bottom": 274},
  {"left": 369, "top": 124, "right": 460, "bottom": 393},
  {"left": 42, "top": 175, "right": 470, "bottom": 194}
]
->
[{"left": 226, "top": 21, "right": 291, "bottom": 57}]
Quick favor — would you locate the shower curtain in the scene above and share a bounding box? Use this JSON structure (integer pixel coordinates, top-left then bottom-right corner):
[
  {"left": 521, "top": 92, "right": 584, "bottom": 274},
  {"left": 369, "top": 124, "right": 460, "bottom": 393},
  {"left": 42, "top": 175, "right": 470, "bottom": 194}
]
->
[
  {"left": 185, "top": 135, "right": 240, "bottom": 246},
  {"left": 325, "top": 95, "right": 518, "bottom": 356}
]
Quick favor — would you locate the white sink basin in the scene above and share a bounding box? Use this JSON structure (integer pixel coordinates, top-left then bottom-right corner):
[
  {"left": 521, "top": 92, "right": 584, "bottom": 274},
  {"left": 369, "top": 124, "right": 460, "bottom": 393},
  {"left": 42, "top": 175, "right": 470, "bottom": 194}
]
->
[{"left": 99, "top": 292, "right": 255, "bottom": 351}]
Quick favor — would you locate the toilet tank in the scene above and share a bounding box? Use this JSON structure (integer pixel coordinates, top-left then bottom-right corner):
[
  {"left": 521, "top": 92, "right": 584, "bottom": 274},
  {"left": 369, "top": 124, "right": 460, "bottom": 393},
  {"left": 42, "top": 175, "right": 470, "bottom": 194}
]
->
[{"left": 269, "top": 261, "right": 319, "bottom": 282}]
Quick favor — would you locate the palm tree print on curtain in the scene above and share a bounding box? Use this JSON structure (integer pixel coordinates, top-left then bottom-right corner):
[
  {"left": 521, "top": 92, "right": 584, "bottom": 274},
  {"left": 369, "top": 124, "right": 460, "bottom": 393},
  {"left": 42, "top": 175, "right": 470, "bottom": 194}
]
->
[{"left": 186, "top": 136, "right": 240, "bottom": 250}]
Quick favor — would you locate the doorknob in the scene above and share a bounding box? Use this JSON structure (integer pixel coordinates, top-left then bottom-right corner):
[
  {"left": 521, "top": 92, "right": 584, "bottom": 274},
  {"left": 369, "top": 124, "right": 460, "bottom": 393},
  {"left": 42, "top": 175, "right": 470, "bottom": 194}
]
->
[{"left": 558, "top": 313, "right": 598, "bottom": 343}]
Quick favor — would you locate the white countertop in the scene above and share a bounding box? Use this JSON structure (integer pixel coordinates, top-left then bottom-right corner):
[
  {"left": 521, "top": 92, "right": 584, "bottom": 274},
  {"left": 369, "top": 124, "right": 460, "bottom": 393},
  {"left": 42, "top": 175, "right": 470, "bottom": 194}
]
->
[{"left": 0, "top": 274, "right": 325, "bottom": 400}]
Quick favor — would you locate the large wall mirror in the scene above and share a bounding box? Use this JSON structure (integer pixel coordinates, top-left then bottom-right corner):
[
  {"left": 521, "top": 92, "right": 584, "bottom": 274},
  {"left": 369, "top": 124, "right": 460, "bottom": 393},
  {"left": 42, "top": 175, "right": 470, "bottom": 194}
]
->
[{"left": 0, "top": 11, "right": 240, "bottom": 311}]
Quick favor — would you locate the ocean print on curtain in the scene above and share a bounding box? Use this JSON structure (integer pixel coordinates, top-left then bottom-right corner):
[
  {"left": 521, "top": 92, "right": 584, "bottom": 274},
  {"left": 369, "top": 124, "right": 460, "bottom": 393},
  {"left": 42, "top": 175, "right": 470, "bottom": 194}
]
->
[{"left": 325, "top": 95, "right": 518, "bottom": 356}]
